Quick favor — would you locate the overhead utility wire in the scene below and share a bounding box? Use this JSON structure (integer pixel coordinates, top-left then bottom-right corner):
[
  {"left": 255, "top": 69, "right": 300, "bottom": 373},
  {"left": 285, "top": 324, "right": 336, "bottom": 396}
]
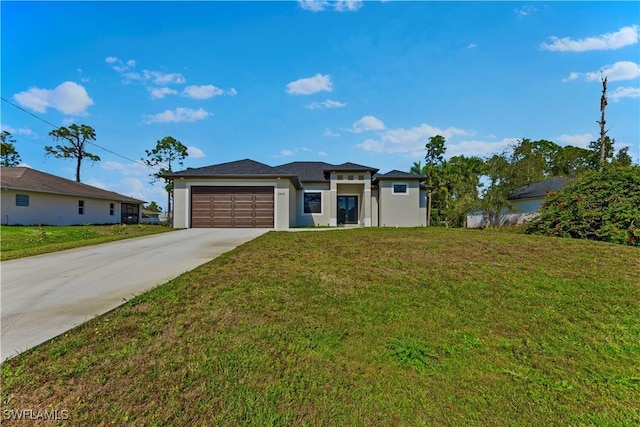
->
[{"left": 1, "top": 96, "right": 162, "bottom": 172}]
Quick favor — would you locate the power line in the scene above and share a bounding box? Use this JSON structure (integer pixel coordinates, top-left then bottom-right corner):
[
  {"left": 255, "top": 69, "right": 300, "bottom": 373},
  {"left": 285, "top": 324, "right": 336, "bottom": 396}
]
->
[{"left": 1, "top": 96, "right": 162, "bottom": 172}]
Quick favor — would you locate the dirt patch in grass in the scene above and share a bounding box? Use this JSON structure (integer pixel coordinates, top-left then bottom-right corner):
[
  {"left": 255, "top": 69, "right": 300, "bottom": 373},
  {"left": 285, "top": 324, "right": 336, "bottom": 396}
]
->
[{"left": 2, "top": 228, "right": 639, "bottom": 425}]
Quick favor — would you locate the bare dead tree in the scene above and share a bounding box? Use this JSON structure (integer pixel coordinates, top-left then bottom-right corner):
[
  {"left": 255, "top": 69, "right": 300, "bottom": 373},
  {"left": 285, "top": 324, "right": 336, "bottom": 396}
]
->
[{"left": 597, "top": 75, "right": 608, "bottom": 173}]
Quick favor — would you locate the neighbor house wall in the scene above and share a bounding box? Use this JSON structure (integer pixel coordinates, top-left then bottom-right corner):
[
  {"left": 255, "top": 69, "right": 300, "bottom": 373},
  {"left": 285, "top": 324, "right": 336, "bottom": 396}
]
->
[
  {"left": 377, "top": 181, "right": 425, "bottom": 227},
  {"left": 465, "top": 197, "right": 543, "bottom": 228},
  {"left": 1, "top": 190, "right": 122, "bottom": 226}
]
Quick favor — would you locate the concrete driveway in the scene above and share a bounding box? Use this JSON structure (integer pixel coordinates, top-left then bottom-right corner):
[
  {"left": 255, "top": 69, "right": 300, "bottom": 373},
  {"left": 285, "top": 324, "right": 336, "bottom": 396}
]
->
[{"left": 1, "top": 228, "right": 269, "bottom": 361}]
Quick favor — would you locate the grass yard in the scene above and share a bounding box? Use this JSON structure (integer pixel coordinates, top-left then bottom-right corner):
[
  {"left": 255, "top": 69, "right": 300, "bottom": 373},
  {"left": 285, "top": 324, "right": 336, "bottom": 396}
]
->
[
  {"left": 1, "top": 228, "right": 639, "bottom": 425},
  {"left": 0, "top": 224, "right": 175, "bottom": 261}
]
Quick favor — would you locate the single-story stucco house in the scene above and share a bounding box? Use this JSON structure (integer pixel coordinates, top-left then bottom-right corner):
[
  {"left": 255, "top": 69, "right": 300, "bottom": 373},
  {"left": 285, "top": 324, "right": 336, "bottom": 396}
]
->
[
  {"left": 466, "top": 176, "right": 570, "bottom": 228},
  {"left": 166, "top": 159, "right": 427, "bottom": 230},
  {"left": 1, "top": 167, "right": 145, "bottom": 226}
]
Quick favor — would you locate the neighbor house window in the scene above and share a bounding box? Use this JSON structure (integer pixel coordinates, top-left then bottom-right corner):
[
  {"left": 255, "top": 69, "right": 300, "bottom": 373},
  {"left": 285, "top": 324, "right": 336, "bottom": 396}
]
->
[
  {"left": 393, "top": 184, "right": 408, "bottom": 194},
  {"left": 304, "top": 192, "right": 322, "bottom": 214},
  {"left": 78, "top": 200, "right": 85, "bottom": 215},
  {"left": 16, "top": 194, "right": 29, "bottom": 207},
  {"left": 109, "top": 203, "right": 115, "bottom": 216}
]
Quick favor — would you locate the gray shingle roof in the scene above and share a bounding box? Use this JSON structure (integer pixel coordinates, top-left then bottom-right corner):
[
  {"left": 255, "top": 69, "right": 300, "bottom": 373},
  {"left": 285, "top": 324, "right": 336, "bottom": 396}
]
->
[
  {"left": 167, "top": 159, "right": 303, "bottom": 189},
  {"left": 0, "top": 167, "right": 145, "bottom": 203},
  {"left": 276, "top": 161, "right": 335, "bottom": 182},
  {"left": 374, "top": 170, "right": 425, "bottom": 180},
  {"left": 276, "top": 161, "right": 379, "bottom": 182},
  {"left": 508, "top": 177, "right": 571, "bottom": 200}
]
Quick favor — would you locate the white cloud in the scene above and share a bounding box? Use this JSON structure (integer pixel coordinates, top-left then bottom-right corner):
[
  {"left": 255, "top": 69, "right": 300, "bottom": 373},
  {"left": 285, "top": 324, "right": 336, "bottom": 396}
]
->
[
  {"left": 181, "top": 85, "right": 236, "bottom": 99},
  {"left": 149, "top": 87, "right": 178, "bottom": 99},
  {"left": 467, "top": 43, "right": 477, "bottom": 49},
  {"left": 142, "top": 70, "right": 185, "bottom": 85},
  {"left": 586, "top": 61, "right": 640, "bottom": 82},
  {"left": 1, "top": 125, "right": 33, "bottom": 136},
  {"left": 305, "top": 99, "right": 347, "bottom": 109},
  {"left": 298, "top": 0, "right": 362, "bottom": 12},
  {"left": 609, "top": 86, "right": 640, "bottom": 102},
  {"left": 355, "top": 123, "right": 471, "bottom": 155},
  {"left": 556, "top": 133, "right": 593, "bottom": 148},
  {"left": 13, "top": 81, "right": 94, "bottom": 115},
  {"left": 515, "top": 5, "right": 537, "bottom": 17},
  {"left": 540, "top": 25, "right": 639, "bottom": 52},
  {"left": 324, "top": 128, "right": 340, "bottom": 137},
  {"left": 298, "top": 0, "right": 329, "bottom": 12},
  {"left": 318, "top": 151, "right": 328, "bottom": 157},
  {"left": 187, "top": 146, "right": 206, "bottom": 158},
  {"left": 563, "top": 62, "right": 640, "bottom": 83},
  {"left": 351, "top": 115, "right": 385, "bottom": 133},
  {"left": 335, "top": 0, "right": 363, "bottom": 12},
  {"left": 286, "top": 74, "right": 333, "bottom": 95},
  {"left": 280, "top": 150, "right": 295, "bottom": 157},
  {"left": 144, "top": 107, "right": 211, "bottom": 124},
  {"left": 106, "top": 56, "right": 185, "bottom": 85}
]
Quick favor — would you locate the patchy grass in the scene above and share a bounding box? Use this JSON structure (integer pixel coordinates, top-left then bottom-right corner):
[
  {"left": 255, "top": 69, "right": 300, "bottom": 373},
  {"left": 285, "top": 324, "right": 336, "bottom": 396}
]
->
[
  {"left": 0, "top": 224, "right": 175, "bottom": 260},
  {"left": 1, "top": 228, "right": 639, "bottom": 425}
]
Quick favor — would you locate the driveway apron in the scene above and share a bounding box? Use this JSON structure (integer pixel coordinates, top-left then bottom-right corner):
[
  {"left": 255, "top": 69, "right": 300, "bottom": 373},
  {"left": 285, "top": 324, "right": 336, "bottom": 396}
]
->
[{"left": 1, "top": 228, "right": 268, "bottom": 361}]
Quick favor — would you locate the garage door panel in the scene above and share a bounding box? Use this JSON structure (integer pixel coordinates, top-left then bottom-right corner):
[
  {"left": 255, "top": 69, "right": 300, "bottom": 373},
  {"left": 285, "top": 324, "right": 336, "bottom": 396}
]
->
[{"left": 191, "top": 186, "right": 274, "bottom": 228}]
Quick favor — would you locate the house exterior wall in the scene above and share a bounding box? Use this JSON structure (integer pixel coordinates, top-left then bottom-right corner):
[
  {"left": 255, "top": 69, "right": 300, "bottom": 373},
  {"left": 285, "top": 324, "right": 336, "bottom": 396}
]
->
[
  {"left": 377, "top": 181, "right": 425, "bottom": 227},
  {"left": 372, "top": 188, "right": 379, "bottom": 226},
  {"left": 172, "top": 178, "right": 290, "bottom": 229},
  {"left": 1, "top": 189, "right": 124, "bottom": 226},
  {"left": 296, "top": 182, "right": 331, "bottom": 227}
]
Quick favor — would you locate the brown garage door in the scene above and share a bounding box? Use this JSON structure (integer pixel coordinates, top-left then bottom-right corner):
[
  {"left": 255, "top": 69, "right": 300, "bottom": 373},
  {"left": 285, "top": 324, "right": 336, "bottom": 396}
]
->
[{"left": 191, "top": 186, "right": 274, "bottom": 228}]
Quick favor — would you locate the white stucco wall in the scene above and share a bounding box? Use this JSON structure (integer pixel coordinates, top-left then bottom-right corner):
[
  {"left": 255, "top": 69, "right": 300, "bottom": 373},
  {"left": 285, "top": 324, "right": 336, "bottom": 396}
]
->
[
  {"left": 295, "top": 182, "right": 331, "bottom": 227},
  {"left": 377, "top": 181, "right": 425, "bottom": 227},
  {"left": 1, "top": 190, "right": 123, "bottom": 226},
  {"left": 172, "top": 178, "right": 291, "bottom": 229}
]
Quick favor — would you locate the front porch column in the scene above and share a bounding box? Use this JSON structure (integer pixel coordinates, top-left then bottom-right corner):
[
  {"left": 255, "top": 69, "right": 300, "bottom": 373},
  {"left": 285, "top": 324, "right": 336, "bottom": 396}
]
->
[
  {"left": 363, "top": 173, "right": 372, "bottom": 226},
  {"left": 329, "top": 173, "right": 337, "bottom": 226}
]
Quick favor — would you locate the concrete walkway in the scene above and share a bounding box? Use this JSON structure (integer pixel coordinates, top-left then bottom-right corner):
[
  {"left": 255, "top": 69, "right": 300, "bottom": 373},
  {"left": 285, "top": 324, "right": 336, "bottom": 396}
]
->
[{"left": 1, "top": 228, "right": 269, "bottom": 361}]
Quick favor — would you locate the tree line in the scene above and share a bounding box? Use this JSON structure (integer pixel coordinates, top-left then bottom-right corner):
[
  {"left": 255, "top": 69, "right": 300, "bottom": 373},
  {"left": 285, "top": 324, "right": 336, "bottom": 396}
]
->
[{"left": 410, "top": 135, "right": 634, "bottom": 228}]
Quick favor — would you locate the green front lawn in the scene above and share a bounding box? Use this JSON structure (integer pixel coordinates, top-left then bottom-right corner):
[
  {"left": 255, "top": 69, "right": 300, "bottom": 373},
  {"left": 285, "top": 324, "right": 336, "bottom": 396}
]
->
[
  {"left": 1, "top": 228, "right": 638, "bottom": 425},
  {"left": 0, "top": 224, "right": 175, "bottom": 261}
]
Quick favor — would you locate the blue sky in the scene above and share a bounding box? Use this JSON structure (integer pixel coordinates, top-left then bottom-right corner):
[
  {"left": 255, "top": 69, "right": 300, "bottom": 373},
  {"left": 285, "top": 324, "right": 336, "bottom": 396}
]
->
[{"left": 2, "top": 1, "right": 639, "bottom": 209}]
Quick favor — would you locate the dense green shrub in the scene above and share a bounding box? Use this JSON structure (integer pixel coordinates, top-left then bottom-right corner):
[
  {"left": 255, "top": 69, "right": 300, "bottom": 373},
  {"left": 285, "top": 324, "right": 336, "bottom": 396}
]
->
[{"left": 525, "top": 166, "right": 640, "bottom": 246}]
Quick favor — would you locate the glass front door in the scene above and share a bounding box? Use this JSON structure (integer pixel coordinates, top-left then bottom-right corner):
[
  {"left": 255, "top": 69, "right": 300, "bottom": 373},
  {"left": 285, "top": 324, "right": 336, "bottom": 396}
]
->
[{"left": 337, "top": 196, "right": 358, "bottom": 225}]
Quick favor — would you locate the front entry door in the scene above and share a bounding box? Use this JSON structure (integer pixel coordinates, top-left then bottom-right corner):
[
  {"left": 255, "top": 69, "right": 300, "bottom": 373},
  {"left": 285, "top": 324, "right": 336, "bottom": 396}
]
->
[{"left": 337, "top": 196, "right": 358, "bottom": 225}]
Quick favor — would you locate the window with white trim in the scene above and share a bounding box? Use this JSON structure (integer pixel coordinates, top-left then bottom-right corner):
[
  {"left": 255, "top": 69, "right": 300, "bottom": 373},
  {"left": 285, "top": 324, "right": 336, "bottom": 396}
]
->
[
  {"left": 303, "top": 192, "right": 322, "bottom": 214},
  {"left": 392, "top": 183, "right": 408, "bottom": 194}
]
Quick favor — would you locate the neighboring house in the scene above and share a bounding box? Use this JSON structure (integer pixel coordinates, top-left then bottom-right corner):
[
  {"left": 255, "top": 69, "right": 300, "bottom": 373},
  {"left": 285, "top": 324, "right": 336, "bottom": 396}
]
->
[
  {"left": 140, "top": 209, "right": 161, "bottom": 224},
  {"left": 466, "top": 176, "right": 570, "bottom": 228},
  {"left": 166, "top": 159, "right": 426, "bottom": 230},
  {"left": 1, "top": 167, "right": 145, "bottom": 226}
]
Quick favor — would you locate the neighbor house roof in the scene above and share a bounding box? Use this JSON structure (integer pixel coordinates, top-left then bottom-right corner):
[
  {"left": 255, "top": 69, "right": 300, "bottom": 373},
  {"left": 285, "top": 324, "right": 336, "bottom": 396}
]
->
[
  {"left": 167, "top": 159, "right": 303, "bottom": 189},
  {"left": 0, "top": 167, "right": 145, "bottom": 203},
  {"left": 508, "top": 177, "right": 571, "bottom": 200}
]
